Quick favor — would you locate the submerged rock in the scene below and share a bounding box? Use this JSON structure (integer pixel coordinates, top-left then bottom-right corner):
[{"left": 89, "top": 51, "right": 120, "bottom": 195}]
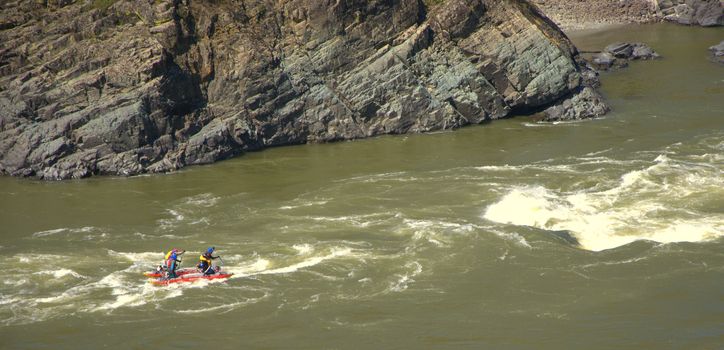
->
[
  {"left": 709, "top": 40, "right": 724, "bottom": 64},
  {"left": 0, "top": 0, "right": 609, "bottom": 179}
]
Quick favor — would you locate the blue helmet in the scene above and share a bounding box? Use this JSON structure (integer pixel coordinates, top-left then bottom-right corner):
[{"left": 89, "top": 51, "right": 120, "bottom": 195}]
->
[{"left": 206, "top": 247, "right": 215, "bottom": 254}]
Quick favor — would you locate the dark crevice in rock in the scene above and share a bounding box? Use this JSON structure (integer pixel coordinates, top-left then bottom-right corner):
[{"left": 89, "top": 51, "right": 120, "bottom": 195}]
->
[{"left": 1, "top": 0, "right": 611, "bottom": 180}]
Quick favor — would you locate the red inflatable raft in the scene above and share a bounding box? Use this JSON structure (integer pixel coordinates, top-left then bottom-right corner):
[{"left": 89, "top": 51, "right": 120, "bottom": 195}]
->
[
  {"left": 151, "top": 272, "right": 234, "bottom": 286},
  {"left": 143, "top": 267, "right": 198, "bottom": 278}
]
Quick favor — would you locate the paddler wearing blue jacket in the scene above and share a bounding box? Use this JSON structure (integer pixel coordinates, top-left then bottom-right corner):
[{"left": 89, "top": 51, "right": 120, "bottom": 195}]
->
[
  {"left": 164, "top": 248, "right": 185, "bottom": 278},
  {"left": 198, "top": 247, "right": 220, "bottom": 275}
]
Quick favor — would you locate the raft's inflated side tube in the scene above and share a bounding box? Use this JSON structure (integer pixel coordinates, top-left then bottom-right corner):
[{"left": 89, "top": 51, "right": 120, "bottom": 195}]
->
[
  {"left": 151, "top": 273, "right": 234, "bottom": 286},
  {"left": 143, "top": 267, "right": 198, "bottom": 278}
]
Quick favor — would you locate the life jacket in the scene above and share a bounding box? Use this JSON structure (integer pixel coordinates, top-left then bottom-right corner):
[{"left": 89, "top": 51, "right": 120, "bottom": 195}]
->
[
  {"left": 165, "top": 250, "right": 178, "bottom": 268},
  {"left": 199, "top": 254, "right": 212, "bottom": 266}
]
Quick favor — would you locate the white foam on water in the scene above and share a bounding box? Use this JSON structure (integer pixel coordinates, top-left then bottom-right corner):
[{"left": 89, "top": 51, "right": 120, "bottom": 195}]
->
[
  {"left": 262, "top": 248, "right": 353, "bottom": 275},
  {"left": 174, "top": 294, "right": 270, "bottom": 314},
  {"left": 473, "top": 164, "right": 516, "bottom": 172},
  {"left": 246, "top": 258, "right": 272, "bottom": 272},
  {"left": 225, "top": 248, "right": 354, "bottom": 279},
  {"left": 133, "top": 232, "right": 149, "bottom": 239},
  {"left": 190, "top": 217, "right": 210, "bottom": 225},
  {"left": 2, "top": 253, "right": 201, "bottom": 325},
  {"left": 224, "top": 258, "right": 271, "bottom": 278},
  {"left": 33, "top": 269, "right": 86, "bottom": 279},
  {"left": 524, "top": 118, "right": 597, "bottom": 127},
  {"left": 17, "top": 254, "right": 68, "bottom": 264},
  {"left": 218, "top": 254, "right": 246, "bottom": 263},
  {"left": 305, "top": 213, "right": 390, "bottom": 228},
  {"left": 108, "top": 250, "right": 163, "bottom": 269},
  {"left": 471, "top": 157, "right": 643, "bottom": 176},
  {"left": 84, "top": 264, "right": 193, "bottom": 312},
  {"left": 184, "top": 193, "right": 219, "bottom": 208},
  {"left": 31, "top": 226, "right": 99, "bottom": 238},
  {"left": 168, "top": 209, "right": 184, "bottom": 221},
  {"left": 400, "top": 218, "right": 478, "bottom": 247},
  {"left": 3, "top": 278, "right": 29, "bottom": 287},
  {"left": 487, "top": 228, "right": 532, "bottom": 248},
  {"left": 578, "top": 257, "right": 648, "bottom": 269},
  {"left": 335, "top": 171, "right": 409, "bottom": 184},
  {"left": 293, "top": 243, "right": 314, "bottom": 255},
  {"left": 585, "top": 148, "right": 613, "bottom": 157},
  {"left": 403, "top": 219, "right": 475, "bottom": 233},
  {"left": 33, "top": 283, "right": 96, "bottom": 305},
  {"left": 483, "top": 153, "right": 724, "bottom": 251},
  {"left": 389, "top": 261, "right": 422, "bottom": 292},
  {"left": 0, "top": 295, "right": 18, "bottom": 306},
  {"left": 91, "top": 284, "right": 183, "bottom": 312},
  {"left": 279, "top": 200, "right": 329, "bottom": 210},
  {"left": 498, "top": 249, "right": 510, "bottom": 261},
  {"left": 91, "top": 294, "right": 143, "bottom": 311},
  {"left": 36, "top": 259, "right": 178, "bottom": 310},
  {"left": 35, "top": 294, "right": 73, "bottom": 304},
  {"left": 32, "top": 228, "right": 68, "bottom": 237},
  {"left": 157, "top": 208, "right": 191, "bottom": 230}
]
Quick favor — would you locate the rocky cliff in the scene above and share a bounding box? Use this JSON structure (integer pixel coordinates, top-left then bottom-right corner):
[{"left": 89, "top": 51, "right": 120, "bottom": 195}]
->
[{"left": 0, "top": 0, "right": 607, "bottom": 180}]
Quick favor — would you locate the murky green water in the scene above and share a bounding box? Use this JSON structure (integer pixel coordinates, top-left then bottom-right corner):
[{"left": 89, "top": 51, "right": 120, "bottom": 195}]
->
[{"left": 1, "top": 24, "right": 722, "bottom": 349}]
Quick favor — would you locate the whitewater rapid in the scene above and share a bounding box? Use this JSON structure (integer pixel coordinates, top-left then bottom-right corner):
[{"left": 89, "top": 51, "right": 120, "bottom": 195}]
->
[{"left": 483, "top": 137, "right": 724, "bottom": 251}]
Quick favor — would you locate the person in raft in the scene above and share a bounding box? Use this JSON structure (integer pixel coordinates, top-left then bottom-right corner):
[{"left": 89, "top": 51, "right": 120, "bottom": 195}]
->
[
  {"left": 164, "top": 248, "right": 185, "bottom": 278},
  {"left": 198, "top": 247, "right": 220, "bottom": 275}
]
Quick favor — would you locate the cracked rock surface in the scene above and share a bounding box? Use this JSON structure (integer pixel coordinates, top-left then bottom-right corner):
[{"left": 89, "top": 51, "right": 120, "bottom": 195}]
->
[{"left": 1, "top": 0, "right": 608, "bottom": 179}]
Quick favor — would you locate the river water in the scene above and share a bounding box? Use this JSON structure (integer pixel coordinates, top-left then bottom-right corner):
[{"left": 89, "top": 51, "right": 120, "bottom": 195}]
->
[{"left": 1, "top": 24, "right": 722, "bottom": 349}]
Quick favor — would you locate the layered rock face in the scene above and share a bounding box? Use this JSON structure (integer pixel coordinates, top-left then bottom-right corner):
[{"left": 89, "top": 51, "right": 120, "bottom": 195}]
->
[{"left": 0, "top": 0, "right": 607, "bottom": 179}]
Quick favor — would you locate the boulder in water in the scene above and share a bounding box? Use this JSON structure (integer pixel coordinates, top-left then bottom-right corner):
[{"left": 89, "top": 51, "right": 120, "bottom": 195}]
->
[
  {"left": 589, "top": 42, "right": 660, "bottom": 71},
  {"left": 605, "top": 42, "right": 635, "bottom": 59},
  {"left": 538, "top": 86, "right": 609, "bottom": 121},
  {"left": 631, "top": 43, "right": 661, "bottom": 60},
  {"left": 591, "top": 52, "right": 625, "bottom": 70},
  {"left": 709, "top": 40, "right": 724, "bottom": 64},
  {"left": 604, "top": 42, "right": 660, "bottom": 60}
]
